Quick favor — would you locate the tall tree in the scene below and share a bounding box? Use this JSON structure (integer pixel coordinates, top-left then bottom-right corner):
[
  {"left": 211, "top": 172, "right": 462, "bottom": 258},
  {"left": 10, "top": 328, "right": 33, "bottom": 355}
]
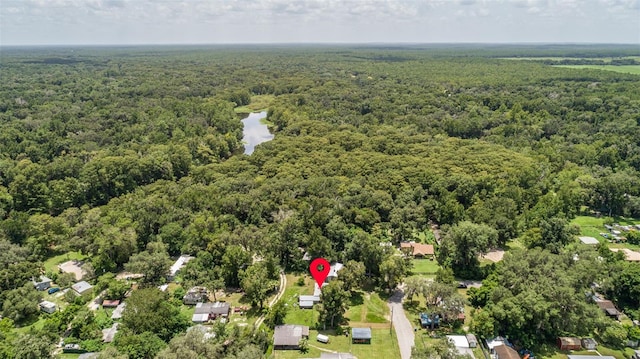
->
[
  {"left": 124, "top": 241, "right": 172, "bottom": 286},
  {"left": 121, "top": 288, "right": 188, "bottom": 341},
  {"left": 317, "top": 280, "right": 349, "bottom": 329}
]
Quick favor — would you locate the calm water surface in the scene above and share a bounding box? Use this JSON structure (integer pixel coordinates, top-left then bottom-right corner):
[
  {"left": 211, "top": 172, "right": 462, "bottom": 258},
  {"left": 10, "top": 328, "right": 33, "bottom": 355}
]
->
[{"left": 241, "top": 111, "right": 273, "bottom": 155}]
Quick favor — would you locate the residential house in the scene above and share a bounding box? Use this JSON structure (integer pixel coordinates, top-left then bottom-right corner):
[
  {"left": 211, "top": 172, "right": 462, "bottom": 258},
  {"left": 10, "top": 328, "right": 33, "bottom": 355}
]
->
[
  {"left": 191, "top": 302, "right": 230, "bottom": 323},
  {"left": 494, "top": 345, "right": 520, "bottom": 359},
  {"left": 71, "top": 281, "right": 93, "bottom": 295},
  {"left": 273, "top": 324, "right": 309, "bottom": 350},
  {"left": 39, "top": 301, "right": 57, "bottom": 314},
  {"left": 558, "top": 337, "right": 582, "bottom": 351},
  {"left": 582, "top": 338, "right": 597, "bottom": 350},
  {"left": 400, "top": 242, "right": 435, "bottom": 259},
  {"left": 351, "top": 327, "right": 372, "bottom": 344},
  {"left": 33, "top": 275, "right": 52, "bottom": 291},
  {"left": 168, "top": 255, "right": 194, "bottom": 281},
  {"left": 183, "top": 287, "right": 208, "bottom": 305},
  {"left": 326, "top": 262, "right": 343, "bottom": 282}
]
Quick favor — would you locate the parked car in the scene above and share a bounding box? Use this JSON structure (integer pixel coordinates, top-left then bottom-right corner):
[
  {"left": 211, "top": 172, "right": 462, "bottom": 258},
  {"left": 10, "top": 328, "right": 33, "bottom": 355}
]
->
[
  {"left": 48, "top": 287, "right": 60, "bottom": 294},
  {"left": 457, "top": 282, "right": 467, "bottom": 289}
]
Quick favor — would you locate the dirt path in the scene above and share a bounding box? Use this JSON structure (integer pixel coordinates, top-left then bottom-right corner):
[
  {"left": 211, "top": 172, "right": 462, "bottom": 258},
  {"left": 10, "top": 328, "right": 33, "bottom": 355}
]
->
[{"left": 254, "top": 271, "right": 286, "bottom": 328}]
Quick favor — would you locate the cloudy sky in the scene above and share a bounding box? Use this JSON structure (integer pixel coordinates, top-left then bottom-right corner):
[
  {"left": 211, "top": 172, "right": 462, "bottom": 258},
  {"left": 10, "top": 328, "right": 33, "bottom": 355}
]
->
[{"left": 1, "top": 0, "right": 639, "bottom": 45}]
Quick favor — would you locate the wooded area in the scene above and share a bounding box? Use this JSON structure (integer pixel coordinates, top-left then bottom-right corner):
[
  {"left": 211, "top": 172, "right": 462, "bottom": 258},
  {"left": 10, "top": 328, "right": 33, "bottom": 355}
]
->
[{"left": 0, "top": 44, "right": 639, "bottom": 358}]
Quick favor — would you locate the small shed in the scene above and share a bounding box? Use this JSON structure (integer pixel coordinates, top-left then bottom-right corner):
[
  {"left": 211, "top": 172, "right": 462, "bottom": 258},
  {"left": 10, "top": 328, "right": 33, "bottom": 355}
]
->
[
  {"left": 102, "top": 300, "right": 120, "bottom": 308},
  {"left": 352, "top": 327, "right": 372, "bottom": 344},
  {"left": 33, "top": 275, "right": 52, "bottom": 291},
  {"left": 191, "top": 313, "right": 209, "bottom": 324},
  {"left": 582, "top": 338, "right": 597, "bottom": 350},
  {"left": 299, "top": 300, "right": 315, "bottom": 309},
  {"left": 317, "top": 334, "right": 330, "bottom": 343},
  {"left": 466, "top": 334, "right": 478, "bottom": 348},
  {"left": 39, "top": 301, "right": 57, "bottom": 314},
  {"left": 579, "top": 236, "right": 599, "bottom": 245},
  {"left": 558, "top": 337, "right": 582, "bottom": 351}
]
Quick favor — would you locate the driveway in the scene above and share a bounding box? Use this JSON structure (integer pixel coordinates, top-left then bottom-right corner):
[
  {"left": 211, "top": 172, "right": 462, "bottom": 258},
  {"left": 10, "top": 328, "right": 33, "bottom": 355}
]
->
[
  {"left": 388, "top": 287, "right": 415, "bottom": 359},
  {"left": 254, "top": 271, "right": 287, "bottom": 328}
]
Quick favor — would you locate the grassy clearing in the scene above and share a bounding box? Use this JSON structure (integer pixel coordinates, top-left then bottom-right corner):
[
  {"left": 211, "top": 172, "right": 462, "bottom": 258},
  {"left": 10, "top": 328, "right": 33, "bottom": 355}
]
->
[
  {"left": 234, "top": 94, "right": 275, "bottom": 113},
  {"left": 272, "top": 328, "right": 399, "bottom": 359},
  {"left": 411, "top": 259, "right": 440, "bottom": 277},
  {"left": 346, "top": 291, "right": 389, "bottom": 325},
  {"left": 571, "top": 215, "right": 640, "bottom": 250},
  {"left": 43, "top": 251, "right": 86, "bottom": 274},
  {"left": 554, "top": 65, "right": 640, "bottom": 75}
]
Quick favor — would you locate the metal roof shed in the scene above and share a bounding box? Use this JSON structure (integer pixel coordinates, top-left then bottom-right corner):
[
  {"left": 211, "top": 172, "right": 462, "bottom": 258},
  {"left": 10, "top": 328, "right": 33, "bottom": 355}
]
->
[{"left": 351, "top": 327, "right": 371, "bottom": 344}]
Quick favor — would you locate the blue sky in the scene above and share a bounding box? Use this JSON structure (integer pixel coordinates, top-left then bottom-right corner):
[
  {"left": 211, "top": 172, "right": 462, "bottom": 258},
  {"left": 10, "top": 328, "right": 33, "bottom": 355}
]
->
[{"left": 1, "top": 0, "right": 639, "bottom": 45}]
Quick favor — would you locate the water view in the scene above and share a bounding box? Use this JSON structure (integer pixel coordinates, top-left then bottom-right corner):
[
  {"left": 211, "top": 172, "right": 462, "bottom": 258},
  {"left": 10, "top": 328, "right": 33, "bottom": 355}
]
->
[{"left": 241, "top": 111, "right": 273, "bottom": 155}]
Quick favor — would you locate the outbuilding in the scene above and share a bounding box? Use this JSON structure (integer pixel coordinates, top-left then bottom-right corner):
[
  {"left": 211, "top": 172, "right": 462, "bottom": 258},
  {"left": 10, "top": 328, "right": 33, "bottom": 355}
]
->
[
  {"left": 351, "top": 327, "right": 372, "bottom": 344},
  {"left": 466, "top": 334, "right": 478, "bottom": 348},
  {"left": 582, "top": 338, "right": 597, "bottom": 350},
  {"left": 558, "top": 337, "right": 582, "bottom": 351},
  {"left": 39, "top": 301, "right": 57, "bottom": 314},
  {"left": 317, "top": 334, "right": 330, "bottom": 344}
]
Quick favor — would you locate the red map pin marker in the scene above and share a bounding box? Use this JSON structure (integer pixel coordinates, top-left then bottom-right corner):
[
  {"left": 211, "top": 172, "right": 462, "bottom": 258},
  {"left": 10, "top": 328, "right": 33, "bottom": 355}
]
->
[{"left": 309, "top": 257, "right": 331, "bottom": 289}]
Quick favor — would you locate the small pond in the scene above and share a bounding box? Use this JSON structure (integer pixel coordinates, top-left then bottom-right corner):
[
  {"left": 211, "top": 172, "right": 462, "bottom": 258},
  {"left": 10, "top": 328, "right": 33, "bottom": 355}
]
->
[{"left": 241, "top": 111, "right": 273, "bottom": 155}]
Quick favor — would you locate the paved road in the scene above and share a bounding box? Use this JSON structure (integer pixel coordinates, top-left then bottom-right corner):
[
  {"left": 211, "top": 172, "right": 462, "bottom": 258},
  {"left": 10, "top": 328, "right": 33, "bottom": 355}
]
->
[
  {"left": 254, "top": 272, "right": 287, "bottom": 328},
  {"left": 388, "top": 287, "right": 415, "bottom": 359}
]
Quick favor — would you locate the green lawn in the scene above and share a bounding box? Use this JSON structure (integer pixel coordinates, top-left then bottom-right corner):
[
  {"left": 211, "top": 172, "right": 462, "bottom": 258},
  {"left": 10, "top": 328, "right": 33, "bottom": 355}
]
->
[
  {"left": 411, "top": 259, "right": 440, "bottom": 277},
  {"left": 554, "top": 65, "right": 640, "bottom": 75},
  {"left": 43, "top": 251, "right": 86, "bottom": 274},
  {"left": 234, "top": 94, "right": 275, "bottom": 113},
  {"left": 571, "top": 215, "right": 640, "bottom": 249},
  {"left": 346, "top": 292, "right": 389, "bottom": 325},
  {"left": 272, "top": 328, "right": 400, "bottom": 359}
]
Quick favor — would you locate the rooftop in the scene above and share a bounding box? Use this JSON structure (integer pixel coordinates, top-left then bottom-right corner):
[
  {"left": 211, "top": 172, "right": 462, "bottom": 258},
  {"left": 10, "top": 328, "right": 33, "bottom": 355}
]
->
[
  {"left": 579, "top": 236, "right": 599, "bottom": 245},
  {"left": 274, "top": 324, "right": 309, "bottom": 347},
  {"left": 169, "top": 255, "right": 194, "bottom": 277},
  {"left": 568, "top": 356, "right": 616, "bottom": 359},
  {"left": 494, "top": 345, "right": 520, "bottom": 359},
  {"left": 194, "top": 302, "right": 230, "bottom": 315},
  {"left": 71, "top": 281, "right": 93, "bottom": 294},
  {"left": 351, "top": 327, "right": 372, "bottom": 339}
]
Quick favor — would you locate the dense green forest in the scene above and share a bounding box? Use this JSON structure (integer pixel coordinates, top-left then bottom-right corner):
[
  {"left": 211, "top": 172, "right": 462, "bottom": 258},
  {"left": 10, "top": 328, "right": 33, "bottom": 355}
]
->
[{"left": 1, "top": 45, "right": 639, "bottom": 358}]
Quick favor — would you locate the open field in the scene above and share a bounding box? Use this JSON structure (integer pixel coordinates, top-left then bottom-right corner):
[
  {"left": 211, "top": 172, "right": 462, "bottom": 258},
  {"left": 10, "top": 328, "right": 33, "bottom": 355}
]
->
[
  {"left": 554, "top": 65, "right": 640, "bottom": 74},
  {"left": 571, "top": 215, "right": 640, "bottom": 250},
  {"left": 272, "top": 328, "right": 400, "bottom": 359},
  {"left": 234, "top": 94, "right": 275, "bottom": 113}
]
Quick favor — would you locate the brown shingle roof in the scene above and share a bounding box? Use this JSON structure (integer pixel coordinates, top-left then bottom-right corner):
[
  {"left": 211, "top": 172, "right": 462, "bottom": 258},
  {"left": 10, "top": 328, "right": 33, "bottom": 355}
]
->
[
  {"left": 494, "top": 345, "right": 520, "bottom": 359},
  {"left": 412, "top": 243, "right": 434, "bottom": 256}
]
